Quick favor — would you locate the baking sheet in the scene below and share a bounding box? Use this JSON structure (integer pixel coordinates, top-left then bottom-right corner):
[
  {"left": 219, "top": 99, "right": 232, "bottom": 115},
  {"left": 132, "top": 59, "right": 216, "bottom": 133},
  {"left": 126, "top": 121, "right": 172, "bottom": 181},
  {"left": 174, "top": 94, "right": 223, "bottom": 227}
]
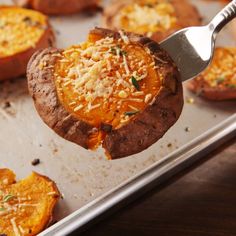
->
[{"left": 0, "top": 0, "right": 235, "bottom": 233}]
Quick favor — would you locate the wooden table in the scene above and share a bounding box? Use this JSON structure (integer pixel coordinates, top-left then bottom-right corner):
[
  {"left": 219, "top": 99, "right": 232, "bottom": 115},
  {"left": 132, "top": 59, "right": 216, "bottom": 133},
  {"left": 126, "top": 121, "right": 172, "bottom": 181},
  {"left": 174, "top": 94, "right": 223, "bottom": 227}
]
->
[{"left": 71, "top": 138, "right": 236, "bottom": 236}]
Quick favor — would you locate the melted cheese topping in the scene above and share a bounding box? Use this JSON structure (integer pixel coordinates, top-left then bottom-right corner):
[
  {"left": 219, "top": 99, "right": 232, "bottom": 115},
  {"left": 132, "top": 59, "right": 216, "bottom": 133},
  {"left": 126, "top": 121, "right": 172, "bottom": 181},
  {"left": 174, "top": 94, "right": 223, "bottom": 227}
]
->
[
  {"left": 0, "top": 7, "right": 47, "bottom": 58},
  {"left": 54, "top": 33, "right": 162, "bottom": 134},
  {"left": 117, "top": 0, "right": 177, "bottom": 36},
  {"left": 198, "top": 47, "right": 236, "bottom": 88}
]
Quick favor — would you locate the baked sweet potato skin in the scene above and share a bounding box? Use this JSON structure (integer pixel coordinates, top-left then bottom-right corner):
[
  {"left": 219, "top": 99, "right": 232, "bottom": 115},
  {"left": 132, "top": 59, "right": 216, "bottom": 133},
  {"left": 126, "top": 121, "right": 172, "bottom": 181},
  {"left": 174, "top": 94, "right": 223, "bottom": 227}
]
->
[
  {"left": 27, "top": 28, "right": 183, "bottom": 159},
  {"left": 187, "top": 77, "right": 236, "bottom": 101},
  {"left": 103, "top": 0, "right": 202, "bottom": 42},
  {"left": 0, "top": 7, "right": 55, "bottom": 81},
  {"left": 0, "top": 169, "right": 60, "bottom": 236},
  {"left": 13, "top": 0, "right": 100, "bottom": 15},
  {"left": 27, "top": 48, "right": 95, "bottom": 149}
]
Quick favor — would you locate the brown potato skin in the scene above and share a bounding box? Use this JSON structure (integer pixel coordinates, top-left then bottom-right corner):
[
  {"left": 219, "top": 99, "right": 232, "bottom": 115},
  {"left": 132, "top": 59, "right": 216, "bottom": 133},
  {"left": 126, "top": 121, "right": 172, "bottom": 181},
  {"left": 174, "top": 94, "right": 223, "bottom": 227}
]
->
[
  {"left": 187, "top": 77, "right": 236, "bottom": 101},
  {"left": 103, "top": 0, "right": 202, "bottom": 42},
  {"left": 13, "top": 0, "right": 100, "bottom": 15},
  {"left": 27, "top": 28, "right": 183, "bottom": 159},
  {"left": 27, "top": 48, "right": 95, "bottom": 149},
  {"left": 0, "top": 8, "right": 55, "bottom": 81}
]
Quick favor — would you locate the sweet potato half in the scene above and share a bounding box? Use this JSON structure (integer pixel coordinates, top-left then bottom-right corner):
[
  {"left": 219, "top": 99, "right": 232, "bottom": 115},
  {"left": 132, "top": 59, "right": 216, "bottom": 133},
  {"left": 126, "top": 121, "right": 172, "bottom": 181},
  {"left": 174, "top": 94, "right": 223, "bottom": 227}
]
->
[
  {"left": 27, "top": 28, "right": 183, "bottom": 159},
  {"left": 187, "top": 47, "right": 236, "bottom": 101},
  {"left": 0, "top": 6, "right": 55, "bottom": 81},
  {"left": 13, "top": 0, "right": 100, "bottom": 15},
  {"left": 103, "top": 0, "right": 202, "bottom": 42},
  {"left": 0, "top": 168, "right": 60, "bottom": 236}
]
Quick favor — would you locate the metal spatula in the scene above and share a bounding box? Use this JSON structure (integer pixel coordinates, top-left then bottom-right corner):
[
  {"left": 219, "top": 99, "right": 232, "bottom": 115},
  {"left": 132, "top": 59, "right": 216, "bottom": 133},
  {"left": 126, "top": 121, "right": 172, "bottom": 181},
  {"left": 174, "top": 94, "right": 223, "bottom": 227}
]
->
[{"left": 160, "top": 0, "right": 236, "bottom": 81}]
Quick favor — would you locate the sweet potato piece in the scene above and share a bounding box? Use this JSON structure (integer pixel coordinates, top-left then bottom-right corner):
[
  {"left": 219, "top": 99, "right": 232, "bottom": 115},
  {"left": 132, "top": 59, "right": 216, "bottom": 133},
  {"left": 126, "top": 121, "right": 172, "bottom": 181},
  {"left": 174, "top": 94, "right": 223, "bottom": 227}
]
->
[
  {"left": 0, "top": 169, "right": 60, "bottom": 236},
  {"left": 13, "top": 0, "right": 101, "bottom": 15},
  {"left": 103, "top": 0, "right": 202, "bottom": 42},
  {"left": 187, "top": 47, "right": 236, "bottom": 101},
  {"left": 0, "top": 169, "right": 16, "bottom": 187},
  {"left": 0, "top": 6, "right": 55, "bottom": 81},
  {"left": 27, "top": 28, "right": 183, "bottom": 159}
]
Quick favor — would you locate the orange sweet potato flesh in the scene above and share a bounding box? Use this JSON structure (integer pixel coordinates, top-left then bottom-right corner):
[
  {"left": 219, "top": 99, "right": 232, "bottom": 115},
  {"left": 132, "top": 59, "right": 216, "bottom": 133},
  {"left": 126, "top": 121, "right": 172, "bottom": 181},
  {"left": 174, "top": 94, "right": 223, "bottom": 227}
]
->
[
  {"left": 54, "top": 32, "right": 161, "bottom": 150},
  {"left": 0, "top": 169, "right": 60, "bottom": 236},
  {"left": 0, "top": 6, "right": 55, "bottom": 81},
  {"left": 13, "top": 0, "right": 100, "bottom": 15}
]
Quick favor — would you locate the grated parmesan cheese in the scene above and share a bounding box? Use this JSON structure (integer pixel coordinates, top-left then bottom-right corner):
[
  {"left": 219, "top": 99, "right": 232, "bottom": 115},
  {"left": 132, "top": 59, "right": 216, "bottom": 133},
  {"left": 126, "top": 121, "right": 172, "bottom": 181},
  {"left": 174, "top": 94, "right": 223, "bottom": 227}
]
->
[
  {"left": 54, "top": 33, "right": 161, "bottom": 128},
  {"left": 10, "top": 217, "right": 21, "bottom": 236},
  {"left": 118, "top": 2, "right": 177, "bottom": 35},
  {"left": 118, "top": 30, "right": 130, "bottom": 44}
]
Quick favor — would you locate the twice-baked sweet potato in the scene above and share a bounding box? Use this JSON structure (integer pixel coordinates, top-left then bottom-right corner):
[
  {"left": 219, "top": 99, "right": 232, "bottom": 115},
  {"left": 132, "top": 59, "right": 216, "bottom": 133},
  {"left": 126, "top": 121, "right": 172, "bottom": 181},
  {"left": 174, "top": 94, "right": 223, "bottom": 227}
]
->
[
  {"left": 0, "top": 168, "right": 60, "bottom": 236},
  {"left": 0, "top": 6, "right": 55, "bottom": 81},
  {"left": 187, "top": 47, "right": 236, "bottom": 101},
  {"left": 103, "top": 0, "right": 202, "bottom": 42},
  {"left": 13, "top": 0, "right": 101, "bottom": 15},
  {"left": 27, "top": 27, "right": 183, "bottom": 159}
]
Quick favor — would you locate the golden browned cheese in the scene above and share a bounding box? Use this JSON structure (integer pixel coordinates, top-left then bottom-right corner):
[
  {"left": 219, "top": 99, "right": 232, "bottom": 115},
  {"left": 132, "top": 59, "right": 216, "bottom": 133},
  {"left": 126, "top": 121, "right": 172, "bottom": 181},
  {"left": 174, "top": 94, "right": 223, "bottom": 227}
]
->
[
  {"left": 0, "top": 169, "right": 60, "bottom": 236},
  {"left": 54, "top": 32, "right": 162, "bottom": 148},
  {"left": 117, "top": 0, "right": 177, "bottom": 36},
  {"left": 0, "top": 7, "right": 47, "bottom": 58},
  {"left": 196, "top": 47, "right": 236, "bottom": 89},
  {"left": 187, "top": 47, "right": 236, "bottom": 100}
]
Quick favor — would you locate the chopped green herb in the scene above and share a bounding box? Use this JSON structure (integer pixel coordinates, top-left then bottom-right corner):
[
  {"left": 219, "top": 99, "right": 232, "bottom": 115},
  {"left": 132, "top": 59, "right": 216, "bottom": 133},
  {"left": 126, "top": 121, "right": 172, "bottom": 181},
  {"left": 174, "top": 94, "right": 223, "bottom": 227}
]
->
[
  {"left": 0, "top": 207, "right": 5, "bottom": 211},
  {"left": 110, "top": 47, "right": 116, "bottom": 55},
  {"left": 2, "top": 194, "right": 15, "bottom": 203},
  {"left": 22, "top": 16, "right": 42, "bottom": 28},
  {"left": 226, "top": 84, "right": 236, "bottom": 89},
  {"left": 131, "top": 76, "right": 140, "bottom": 91},
  {"left": 23, "top": 16, "right": 34, "bottom": 25},
  {"left": 216, "top": 77, "right": 225, "bottom": 84},
  {"left": 121, "top": 50, "right": 127, "bottom": 56},
  {"left": 124, "top": 110, "right": 139, "bottom": 116},
  {"left": 109, "top": 46, "right": 127, "bottom": 56}
]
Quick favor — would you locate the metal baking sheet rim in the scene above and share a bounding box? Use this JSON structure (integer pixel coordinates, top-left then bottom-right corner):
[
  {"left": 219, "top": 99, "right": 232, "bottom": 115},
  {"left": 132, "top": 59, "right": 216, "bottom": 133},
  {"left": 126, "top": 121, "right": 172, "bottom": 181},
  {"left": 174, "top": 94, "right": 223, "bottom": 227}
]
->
[{"left": 40, "top": 114, "right": 236, "bottom": 236}]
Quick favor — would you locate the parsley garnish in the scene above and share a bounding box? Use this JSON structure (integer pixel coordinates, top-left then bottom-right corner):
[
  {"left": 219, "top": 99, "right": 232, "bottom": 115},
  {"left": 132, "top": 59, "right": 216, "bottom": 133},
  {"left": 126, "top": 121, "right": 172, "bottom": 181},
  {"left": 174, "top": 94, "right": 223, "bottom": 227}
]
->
[
  {"left": 124, "top": 110, "right": 139, "bottom": 116},
  {"left": 110, "top": 46, "right": 127, "bottom": 56},
  {"left": 23, "top": 16, "right": 42, "bottom": 28},
  {"left": 131, "top": 76, "right": 140, "bottom": 91},
  {"left": 110, "top": 47, "right": 116, "bottom": 54},
  {"left": 2, "top": 194, "right": 15, "bottom": 203},
  {"left": 216, "top": 77, "right": 225, "bottom": 84}
]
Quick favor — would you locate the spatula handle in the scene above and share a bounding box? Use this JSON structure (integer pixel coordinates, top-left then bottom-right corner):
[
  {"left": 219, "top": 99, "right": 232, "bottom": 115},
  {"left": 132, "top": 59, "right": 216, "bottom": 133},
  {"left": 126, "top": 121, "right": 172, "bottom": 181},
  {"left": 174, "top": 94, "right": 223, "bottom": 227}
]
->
[{"left": 210, "top": 0, "right": 236, "bottom": 34}]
